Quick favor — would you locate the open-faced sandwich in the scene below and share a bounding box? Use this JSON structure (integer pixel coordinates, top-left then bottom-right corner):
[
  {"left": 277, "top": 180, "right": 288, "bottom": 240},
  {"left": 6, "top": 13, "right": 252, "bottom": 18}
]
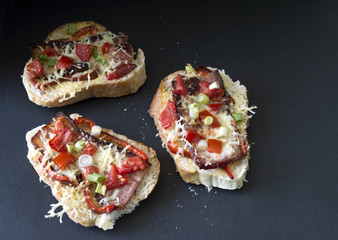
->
[
  {"left": 26, "top": 112, "right": 160, "bottom": 230},
  {"left": 22, "top": 21, "right": 146, "bottom": 107},
  {"left": 150, "top": 64, "right": 255, "bottom": 190}
]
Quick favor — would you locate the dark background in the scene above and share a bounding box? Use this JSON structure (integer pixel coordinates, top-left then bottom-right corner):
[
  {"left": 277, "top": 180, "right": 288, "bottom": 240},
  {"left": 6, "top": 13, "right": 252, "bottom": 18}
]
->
[{"left": 0, "top": 1, "right": 337, "bottom": 239}]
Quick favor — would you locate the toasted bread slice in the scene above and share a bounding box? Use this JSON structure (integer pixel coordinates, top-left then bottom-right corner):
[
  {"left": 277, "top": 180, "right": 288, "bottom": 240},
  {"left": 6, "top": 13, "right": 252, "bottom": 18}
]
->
[
  {"left": 22, "top": 21, "right": 146, "bottom": 107},
  {"left": 26, "top": 113, "right": 160, "bottom": 230},
  {"left": 150, "top": 65, "right": 254, "bottom": 190}
]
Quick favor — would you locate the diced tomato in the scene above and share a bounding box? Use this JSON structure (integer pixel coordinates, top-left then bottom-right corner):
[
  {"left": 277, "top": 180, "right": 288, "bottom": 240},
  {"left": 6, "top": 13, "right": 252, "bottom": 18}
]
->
[
  {"left": 186, "top": 129, "right": 204, "bottom": 144},
  {"left": 55, "top": 55, "right": 74, "bottom": 70},
  {"left": 74, "top": 117, "right": 96, "bottom": 129},
  {"left": 209, "top": 88, "right": 224, "bottom": 102},
  {"left": 207, "top": 139, "right": 223, "bottom": 154},
  {"left": 49, "top": 128, "right": 73, "bottom": 152},
  {"left": 53, "top": 151, "right": 76, "bottom": 170},
  {"left": 83, "top": 142, "right": 97, "bottom": 156},
  {"left": 72, "top": 25, "right": 99, "bottom": 41},
  {"left": 102, "top": 42, "right": 114, "bottom": 54},
  {"left": 32, "top": 58, "right": 44, "bottom": 77},
  {"left": 40, "top": 46, "right": 58, "bottom": 57},
  {"left": 173, "top": 74, "right": 188, "bottom": 95},
  {"left": 198, "top": 110, "right": 221, "bottom": 128},
  {"left": 199, "top": 81, "right": 211, "bottom": 95},
  {"left": 26, "top": 58, "right": 44, "bottom": 88},
  {"left": 208, "top": 103, "right": 223, "bottom": 114},
  {"left": 105, "top": 64, "right": 137, "bottom": 80},
  {"left": 76, "top": 43, "right": 93, "bottom": 62},
  {"left": 159, "top": 101, "right": 177, "bottom": 130},
  {"left": 105, "top": 164, "right": 129, "bottom": 190},
  {"left": 167, "top": 141, "right": 191, "bottom": 158},
  {"left": 118, "top": 157, "right": 148, "bottom": 175},
  {"left": 196, "top": 66, "right": 212, "bottom": 76}
]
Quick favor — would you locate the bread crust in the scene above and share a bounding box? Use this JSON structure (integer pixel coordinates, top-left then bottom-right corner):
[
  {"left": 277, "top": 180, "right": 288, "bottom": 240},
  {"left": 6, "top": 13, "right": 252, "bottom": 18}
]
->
[
  {"left": 26, "top": 118, "right": 160, "bottom": 230},
  {"left": 22, "top": 21, "right": 147, "bottom": 108},
  {"left": 150, "top": 69, "right": 250, "bottom": 190}
]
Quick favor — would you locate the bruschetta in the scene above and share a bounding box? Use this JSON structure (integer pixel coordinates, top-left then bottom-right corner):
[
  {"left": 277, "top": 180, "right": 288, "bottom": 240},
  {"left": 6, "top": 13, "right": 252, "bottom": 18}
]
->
[
  {"left": 150, "top": 64, "right": 255, "bottom": 190},
  {"left": 26, "top": 112, "right": 160, "bottom": 230},
  {"left": 22, "top": 21, "right": 146, "bottom": 107}
]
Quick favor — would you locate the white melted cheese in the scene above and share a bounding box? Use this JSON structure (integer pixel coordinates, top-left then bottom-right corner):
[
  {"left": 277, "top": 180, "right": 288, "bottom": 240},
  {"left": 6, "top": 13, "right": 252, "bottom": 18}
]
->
[
  {"left": 34, "top": 31, "right": 135, "bottom": 102},
  {"left": 29, "top": 114, "right": 138, "bottom": 227}
]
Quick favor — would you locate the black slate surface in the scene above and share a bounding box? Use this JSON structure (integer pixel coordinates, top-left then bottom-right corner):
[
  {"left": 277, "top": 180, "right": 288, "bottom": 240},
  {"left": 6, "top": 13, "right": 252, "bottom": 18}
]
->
[{"left": 1, "top": 1, "right": 337, "bottom": 239}]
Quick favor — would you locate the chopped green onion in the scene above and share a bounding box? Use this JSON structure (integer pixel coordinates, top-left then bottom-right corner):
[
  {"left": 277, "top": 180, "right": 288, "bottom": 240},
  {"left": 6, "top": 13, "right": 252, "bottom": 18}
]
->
[
  {"left": 189, "top": 107, "right": 199, "bottom": 120},
  {"left": 217, "top": 126, "right": 228, "bottom": 137},
  {"left": 196, "top": 139, "right": 208, "bottom": 151},
  {"left": 197, "top": 93, "right": 210, "bottom": 105},
  {"left": 204, "top": 116, "right": 213, "bottom": 125},
  {"left": 189, "top": 103, "right": 199, "bottom": 110},
  {"left": 95, "top": 183, "right": 107, "bottom": 195},
  {"left": 209, "top": 82, "right": 220, "bottom": 90},
  {"left": 86, "top": 173, "right": 106, "bottom": 184},
  {"left": 66, "top": 144, "right": 74, "bottom": 153},
  {"left": 91, "top": 125, "right": 102, "bottom": 137},
  {"left": 67, "top": 23, "right": 77, "bottom": 35},
  {"left": 185, "top": 64, "right": 196, "bottom": 74},
  {"left": 92, "top": 47, "right": 98, "bottom": 58},
  {"left": 232, "top": 113, "right": 243, "bottom": 122},
  {"left": 37, "top": 54, "right": 57, "bottom": 67},
  {"left": 74, "top": 140, "right": 86, "bottom": 152},
  {"left": 96, "top": 55, "right": 107, "bottom": 65},
  {"left": 47, "top": 58, "right": 57, "bottom": 67},
  {"left": 37, "top": 54, "right": 48, "bottom": 64}
]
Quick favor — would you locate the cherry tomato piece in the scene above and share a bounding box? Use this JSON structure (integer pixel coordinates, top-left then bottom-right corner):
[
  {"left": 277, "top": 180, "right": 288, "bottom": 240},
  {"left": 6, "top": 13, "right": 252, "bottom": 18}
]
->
[
  {"left": 118, "top": 157, "right": 148, "bottom": 175},
  {"left": 55, "top": 55, "right": 74, "bottom": 70},
  {"left": 186, "top": 129, "right": 204, "bottom": 144},
  {"left": 105, "top": 164, "right": 129, "bottom": 190},
  {"left": 49, "top": 128, "right": 73, "bottom": 152},
  {"left": 159, "top": 101, "right": 177, "bottom": 130}
]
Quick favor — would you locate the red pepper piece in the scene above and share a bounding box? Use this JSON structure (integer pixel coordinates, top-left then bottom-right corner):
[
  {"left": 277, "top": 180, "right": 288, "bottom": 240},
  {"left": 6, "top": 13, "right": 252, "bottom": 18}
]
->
[
  {"left": 46, "top": 168, "right": 77, "bottom": 186},
  {"left": 105, "top": 64, "right": 137, "bottom": 80},
  {"left": 74, "top": 117, "right": 96, "bottom": 129},
  {"left": 76, "top": 43, "right": 93, "bottom": 62},
  {"left": 55, "top": 55, "right": 74, "bottom": 70},
  {"left": 207, "top": 139, "right": 223, "bottom": 154},
  {"left": 101, "top": 133, "right": 148, "bottom": 161},
  {"left": 105, "top": 164, "right": 129, "bottom": 190},
  {"left": 167, "top": 141, "right": 191, "bottom": 158},
  {"left": 159, "top": 101, "right": 177, "bottom": 131},
  {"left": 173, "top": 74, "right": 188, "bottom": 95},
  {"left": 53, "top": 151, "right": 76, "bottom": 170},
  {"left": 186, "top": 129, "right": 204, "bottom": 144},
  {"left": 83, "top": 182, "right": 115, "bottom": 214},
  {"left": 223, "top": 166, "right": 234, "bottom": 179},
  {"left": 198, "top": 110, "right": 221, "bottom": 128},
  {"left": 118, "top": 157, "right": 148, "bottom": 175}
]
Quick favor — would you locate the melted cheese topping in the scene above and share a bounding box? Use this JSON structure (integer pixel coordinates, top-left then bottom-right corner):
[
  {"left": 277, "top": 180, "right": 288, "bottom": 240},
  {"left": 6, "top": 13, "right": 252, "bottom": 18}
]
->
[
  {"left": 161, "top": 68, "right": 256, "bottom": 167},
  {"left": 31, "top": 32, "right": 136, "bottom": 103},
  {"left": 29, "top": 114, "right": 142, "bottom": 227}
]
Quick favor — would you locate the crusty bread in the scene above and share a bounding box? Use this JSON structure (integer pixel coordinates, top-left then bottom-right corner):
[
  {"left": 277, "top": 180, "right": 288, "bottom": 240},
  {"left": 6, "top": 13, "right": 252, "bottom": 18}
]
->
[
  {"left": 150, "top": 68, "right": 253, "bottom": 190},
  {"left": 26, "top": 113, "right": 160, "bottom": 230},
  {"left": 22, "top": 21, "right": 146, "bottom": 107}
]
